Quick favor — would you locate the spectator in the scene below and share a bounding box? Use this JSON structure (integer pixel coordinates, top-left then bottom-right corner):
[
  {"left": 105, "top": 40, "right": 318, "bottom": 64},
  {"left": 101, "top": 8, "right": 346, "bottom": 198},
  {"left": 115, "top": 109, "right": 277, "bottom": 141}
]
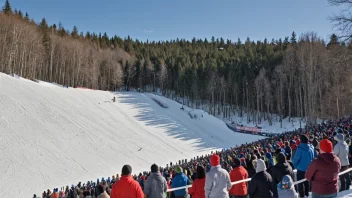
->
[
  {"left": 266, "top": 152, "right": 274, "bottom": 169},
  {"left": 171, "top": 166, "right": 189, "bottom": 198},
  {"left": 277, "top": 175, "right": 298, "bottom": 198},
  {"left": 188, "top": 166, "right": 206, "bottom": 198},
  {"left": 229, "top": 158, "right": 248, "bottom": 198},
  {"left": 110, "top": 165, "right": 144, "bottom": 198},
  {"left": 305, "top": 139, "right": 341, "bottom": 198},
  {"left": 50, "top": 188, "right": 58, "bottom": 198},
  {"left": 293, "top": 134, "right": 315, "bottom": 198},
  {"left": 270, "top": 153, "right": 294, "bottom": 198},
  {"left": 97, "top": 185, "right": 110, "bottom": 198},
  {"left": 333, "top": 133, "right": 351, "bottom": 191},
  {"left": 248, "top": 159, "right": 273, "bottom": 198},
  {"left": 144, "top": 164, "right": 168, "bottom": 198},
  {"left": 205, "top": 154, "right": 232, "bottom": 198}
]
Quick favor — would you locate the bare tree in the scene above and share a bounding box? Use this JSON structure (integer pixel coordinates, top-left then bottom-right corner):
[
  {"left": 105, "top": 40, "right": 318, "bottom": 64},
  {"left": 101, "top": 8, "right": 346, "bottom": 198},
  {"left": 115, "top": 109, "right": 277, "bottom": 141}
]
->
[{"left": 328, "top": 0, "right": 352, "bottom": 40}]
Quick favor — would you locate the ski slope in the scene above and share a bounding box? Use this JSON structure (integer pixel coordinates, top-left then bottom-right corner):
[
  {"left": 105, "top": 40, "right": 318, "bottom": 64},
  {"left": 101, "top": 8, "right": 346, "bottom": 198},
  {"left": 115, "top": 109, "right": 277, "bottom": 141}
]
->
[{"left": 0, "top": 73, "right": 265, "bottom": 197}]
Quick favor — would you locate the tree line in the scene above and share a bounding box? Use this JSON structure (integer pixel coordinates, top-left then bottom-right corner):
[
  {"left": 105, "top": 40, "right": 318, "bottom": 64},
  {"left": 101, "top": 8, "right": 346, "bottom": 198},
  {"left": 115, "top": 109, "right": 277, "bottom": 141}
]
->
[{"left": 1, "top": 0, "right": 352, "bottom": 126}]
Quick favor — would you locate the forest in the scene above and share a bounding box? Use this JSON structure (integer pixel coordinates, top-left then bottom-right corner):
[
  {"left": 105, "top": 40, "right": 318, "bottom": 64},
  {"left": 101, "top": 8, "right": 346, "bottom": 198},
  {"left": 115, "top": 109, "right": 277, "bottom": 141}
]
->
[{"left": 1, "top": 0, "right": 352, "bottom": 125}]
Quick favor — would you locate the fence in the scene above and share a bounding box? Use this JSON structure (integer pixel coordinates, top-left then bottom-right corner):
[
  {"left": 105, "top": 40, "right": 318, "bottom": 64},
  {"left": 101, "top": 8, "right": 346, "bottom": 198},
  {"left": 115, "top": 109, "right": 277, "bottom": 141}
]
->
[{"left": 166, "top": 168, "right": 352, "bottom": 193}]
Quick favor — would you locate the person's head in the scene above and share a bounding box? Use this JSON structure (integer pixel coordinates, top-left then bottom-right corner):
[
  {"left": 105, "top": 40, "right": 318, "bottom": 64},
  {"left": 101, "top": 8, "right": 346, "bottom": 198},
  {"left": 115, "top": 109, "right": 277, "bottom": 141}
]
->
[
  {"left": 232, "top": 158, "right": 241, "bottom": 168},
  {"left": 334, "top": 133, "right": 344, "bottom": 142},
  {"left": 256, "top": 159, "right": 266, "bottom": 173},
  {"left": 151, "top": 164, "right": 159, "bottom": 173},
  {"left": 281, "top": 175, "right": 294, "bottom": 190},
  {"left": 122, "top": 164, "right": 132, "bottom": 176},
  {"left": 276, "top": 152, "right": 286, "bottom": 163},
  {"left": 175, "top": 166, "right": 183, "bottom": 174},
  {"left": 196, "top": 166, "right": 205, "bottom": 179},
  {"left": 96, "top": 185, "right": 104, "bottom": 195},
  {"left": 300, "top": 134, "right": 308, "bottom": 144},
  {"left": 210, "top": 154, "right": 220, "bottom": 166},
  {"left": 320, "top": 139, "right": 333, "bottom": 154}
]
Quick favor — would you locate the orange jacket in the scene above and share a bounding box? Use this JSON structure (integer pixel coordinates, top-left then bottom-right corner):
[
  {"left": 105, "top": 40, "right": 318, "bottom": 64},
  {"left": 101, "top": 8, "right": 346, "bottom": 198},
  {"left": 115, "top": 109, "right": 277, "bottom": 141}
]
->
[
  {"left": 50, "top": 193, "right": 59, "bottom": 198},
  {"left": 229, "top": 166, "right": 248, "bottom": 196},
  {"left": 188, "top": 178, "right": 205, "bottom": 198},
  {"left": 110, "top": 175, "right": 144, "bottom": 198}
]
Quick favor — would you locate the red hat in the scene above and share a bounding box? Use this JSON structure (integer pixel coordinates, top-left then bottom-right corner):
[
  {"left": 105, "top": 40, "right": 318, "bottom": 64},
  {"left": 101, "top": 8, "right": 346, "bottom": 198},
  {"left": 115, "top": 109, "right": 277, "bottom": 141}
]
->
[
  {"left": 210, "top": 154, "right": 220, "bottom": 166},
  {"left": 320, "top": 139, "right": 333, "bottom": 153},
  {"left": 240, "top": 158, "right": 245, "bottom": 162}
]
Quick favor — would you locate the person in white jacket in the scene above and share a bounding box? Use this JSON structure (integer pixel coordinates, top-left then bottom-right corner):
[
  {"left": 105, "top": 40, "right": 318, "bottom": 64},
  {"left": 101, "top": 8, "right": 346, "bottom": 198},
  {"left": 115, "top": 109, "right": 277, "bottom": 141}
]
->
[
  {"left": 334, "top": 133, "right": 351, "bottom": 191},
  {"left": 205, "top": 154, "right": 232, "bottom": 198}
]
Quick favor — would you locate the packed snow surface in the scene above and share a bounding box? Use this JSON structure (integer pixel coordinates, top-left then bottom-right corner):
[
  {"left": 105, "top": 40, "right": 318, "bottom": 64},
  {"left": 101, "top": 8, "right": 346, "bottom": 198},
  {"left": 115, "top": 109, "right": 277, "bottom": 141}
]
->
[{"left": 0, "top": 73, "right": 265, "bottom": 197}]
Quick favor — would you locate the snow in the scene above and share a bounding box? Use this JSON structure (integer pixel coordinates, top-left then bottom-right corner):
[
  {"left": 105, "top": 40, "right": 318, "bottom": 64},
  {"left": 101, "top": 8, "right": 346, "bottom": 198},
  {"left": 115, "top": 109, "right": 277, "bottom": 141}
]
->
[
  {"left": 337, "top": 190, "right": 352, "bottom": 197},
  {"left": 0, "top": 73, "right": 266, "bottom": 197}
]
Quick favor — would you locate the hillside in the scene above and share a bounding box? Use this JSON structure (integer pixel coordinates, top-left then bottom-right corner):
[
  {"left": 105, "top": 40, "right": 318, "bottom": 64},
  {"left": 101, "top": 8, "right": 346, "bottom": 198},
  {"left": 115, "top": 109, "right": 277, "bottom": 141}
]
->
[{"left": 0, "top": 73, "right": 265, "bottom": 197}]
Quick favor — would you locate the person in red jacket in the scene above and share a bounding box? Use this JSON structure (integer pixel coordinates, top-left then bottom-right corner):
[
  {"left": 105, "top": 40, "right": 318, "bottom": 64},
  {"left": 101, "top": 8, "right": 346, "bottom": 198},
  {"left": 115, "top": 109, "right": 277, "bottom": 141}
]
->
[
  {"left": 305, "top": 139, "right": 341, "bottom": 198},
  {"left": 110, "top": 164, "right": 145, "bottom": 198},
  {"left": 229, "top": 158, "right": 248, "bottom": 198},
  {"left": 188, "top": 166, "right": 206, "bottom": 198}
]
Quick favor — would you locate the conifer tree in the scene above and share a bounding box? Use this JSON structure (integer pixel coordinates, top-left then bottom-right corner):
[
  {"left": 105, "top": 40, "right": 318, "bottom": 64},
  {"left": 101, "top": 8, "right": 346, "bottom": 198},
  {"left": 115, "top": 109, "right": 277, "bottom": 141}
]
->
[{"left": 2, "top": 0, "right": 12, "bottom": 15}]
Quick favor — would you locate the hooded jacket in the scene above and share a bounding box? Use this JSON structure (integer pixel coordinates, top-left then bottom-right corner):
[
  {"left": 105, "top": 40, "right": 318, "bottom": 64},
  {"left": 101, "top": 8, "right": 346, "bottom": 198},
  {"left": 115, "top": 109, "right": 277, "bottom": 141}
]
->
[
  {"left": 171, "top": 173, "right": 188, "bottom": 197},
  {"left": 293, "top": 143, "right": 315, "bottom": 171},
  {"left": 229, "top": 166, "right": 248, "bottom": 196},
  {"left": 305, "top": 153, "right": 341, "bottom": 195},
  {"left": 97, "top": 191, "right": 110, "bottom": 198},
  {"left": 248, "top": 159, "right": 273, "bottom": 198},
  {"left": 144, "top": 172, "right": 168, "bottom": 198},
  {"left": 188, "top": 177, "right": 205, "bottom": 198},
  {"left": 334, "top": 134, "right": 350, "bottom": 166},
  {"left": 205, "top": 165, "right": 232, "bottom": 198},
  {"left": 277, "top": 176, "right": 298, "bottom": 198},
  {"left": 110, "top": 175, "right": 144, "bottom": 198}
]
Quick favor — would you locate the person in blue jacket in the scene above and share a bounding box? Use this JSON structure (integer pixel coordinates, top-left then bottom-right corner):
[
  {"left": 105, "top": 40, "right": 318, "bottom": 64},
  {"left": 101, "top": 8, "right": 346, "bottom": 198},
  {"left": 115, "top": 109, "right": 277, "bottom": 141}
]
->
[
  {"left": 171, "top": 166, "right": 189, "bottom": 198},
  {"left": 293, "top": 134, "right": 315, "bottom": 198}
]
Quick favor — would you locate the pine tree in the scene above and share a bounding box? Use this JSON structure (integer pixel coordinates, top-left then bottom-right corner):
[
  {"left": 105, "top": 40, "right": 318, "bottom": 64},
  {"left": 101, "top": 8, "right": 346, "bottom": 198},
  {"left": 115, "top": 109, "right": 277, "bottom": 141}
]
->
[
  {"left": 290, "top": 31, "right": 297, "bottom": 44},
  {"left": 24, "top": 12, "right": 29, "bottom": 21},
  {"left": 327, "top": 34, "right": 339, "bottom": 48},
  {"left": 2, "top": 0, "right": 12, "bottom": 15},
  {"left": 71, "top": 26, "right": 79, "bottom": 38}
]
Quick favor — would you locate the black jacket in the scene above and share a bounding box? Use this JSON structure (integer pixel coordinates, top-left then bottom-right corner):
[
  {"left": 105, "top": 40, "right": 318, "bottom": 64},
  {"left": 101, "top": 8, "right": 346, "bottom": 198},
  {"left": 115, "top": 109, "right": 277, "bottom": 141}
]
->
[
  {"left": 270, "top": 162, "right": 293, "bottom": 198},
  {"left": 248, "top": 171, "right": 273, "bottom": 198},
  {"left": 270, "top": 162, "right": 293, "bottom": 184}
]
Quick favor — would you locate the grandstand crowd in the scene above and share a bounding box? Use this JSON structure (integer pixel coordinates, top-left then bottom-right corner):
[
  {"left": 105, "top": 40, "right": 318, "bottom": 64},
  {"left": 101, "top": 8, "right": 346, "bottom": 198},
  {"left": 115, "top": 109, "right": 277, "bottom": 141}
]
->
[{"left": 36, "top": 115, "right": 352, "bottom": 198}]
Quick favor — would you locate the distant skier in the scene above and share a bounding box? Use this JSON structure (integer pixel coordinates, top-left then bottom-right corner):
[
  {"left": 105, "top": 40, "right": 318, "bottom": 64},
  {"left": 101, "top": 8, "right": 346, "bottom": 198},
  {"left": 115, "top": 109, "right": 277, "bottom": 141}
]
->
[{"left": 112, "top": 97, "right": 116, "bottom": 103}]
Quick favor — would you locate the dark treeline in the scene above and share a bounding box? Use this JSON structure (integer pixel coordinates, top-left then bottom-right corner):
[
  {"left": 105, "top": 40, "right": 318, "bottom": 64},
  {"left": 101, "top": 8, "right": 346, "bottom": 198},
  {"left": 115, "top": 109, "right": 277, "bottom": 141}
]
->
[{"left": 1, "top": 0, "right": 352, "bottom": 126}]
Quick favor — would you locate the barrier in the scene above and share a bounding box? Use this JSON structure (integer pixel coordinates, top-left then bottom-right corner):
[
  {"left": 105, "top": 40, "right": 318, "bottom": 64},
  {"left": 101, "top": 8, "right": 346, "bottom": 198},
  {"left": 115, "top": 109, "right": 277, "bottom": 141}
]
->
[{"left": 166, "top": 168, "right": 352, "bottom": 193}]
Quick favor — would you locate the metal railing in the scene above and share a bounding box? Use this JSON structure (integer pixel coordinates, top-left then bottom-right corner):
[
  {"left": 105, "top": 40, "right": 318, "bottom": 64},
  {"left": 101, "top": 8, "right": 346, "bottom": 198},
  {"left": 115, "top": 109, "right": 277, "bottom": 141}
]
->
[{"left": 167, "top": 168, "right": 352, "bottom": 193}]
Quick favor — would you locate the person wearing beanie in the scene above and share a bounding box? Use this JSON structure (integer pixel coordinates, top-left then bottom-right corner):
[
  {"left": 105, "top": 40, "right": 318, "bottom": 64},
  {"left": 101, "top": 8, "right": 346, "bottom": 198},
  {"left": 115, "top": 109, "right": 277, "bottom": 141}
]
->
[
  {"left": 171, "top": 166, "right": 189, "bottom": 198},
  {"left": 189, "top": 166, "right": 206, "bottom": 198},
  {"left": 270, "top": 153, "right": 293, "bottom": 198},
  {"left": 248, "top": 159, "right": 273, "bottom": 198},
  {"left": 265, "top": 152, "right": 274, "bottom": 169},
  {"left": 229, "top": 158, "right": 249, "bottom": 198},
  {"left": 333, "top": 133, "right": 351, "bottom": 191},
  {"left": 306, "top": 139, "right": 341, "bottom": 198},
  {"left": 293, "top": 134, "right": 315, "bottom": 198},
  {"left": 110, "top": 165, "right": 144, "bottom": 198},
  {"left": 144, "top": 164, "right": 168, "bottom": 198},
  {"left": 205, "top": 154, "right": 232, "bottom": 198},
  {"left": 277, "top": 175, "right": 299, "bottom": 198}
]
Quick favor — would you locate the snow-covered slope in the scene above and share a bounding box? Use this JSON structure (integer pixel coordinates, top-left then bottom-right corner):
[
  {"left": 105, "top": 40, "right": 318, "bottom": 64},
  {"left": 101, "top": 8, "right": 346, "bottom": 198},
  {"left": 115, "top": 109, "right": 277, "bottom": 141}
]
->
[{"left": 0, "top": 73, "right": 265, "bottom": 197}]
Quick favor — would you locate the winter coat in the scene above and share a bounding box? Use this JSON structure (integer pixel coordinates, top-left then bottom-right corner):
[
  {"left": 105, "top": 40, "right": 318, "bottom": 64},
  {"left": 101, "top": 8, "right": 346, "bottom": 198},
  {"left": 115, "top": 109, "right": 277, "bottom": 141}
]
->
[
  {"left": 277, "top": 189, "right": 299, "bottom": 198},
  {"left": 270, "top": 162, "right": 294, "bottom": 185},
  {"left": 110, "top": 175, "right": 144, "bottom": 198},
  {"left": 248, "top": 171, "right": 273, "bottom": 198},
  {"left": 97, "top": 191, "right": 110, "bottom": 198},
  {"left": 270, "top": 162, "right": 293, "bottom": 198},
  {"left": 229, "top": 166, "right": 248, "bottom": 196},
  {"left": 205, "top": 165, "right": 232, "bottom": 198},
  {"left": 305, "top": 153, "right": 341, "bottom": 195},
  {"left": 334, "top": 139, "right": 350, "bottom": 166},
  {"left": 50, "top": 193, "right": 59, "bottom": 198},
  {"left": 171, "top": 173, "right": 188, "bottom": 197},
  {"left": 144, "top": 172, "right": 168, "bottom": 198},
  {"left": 293, "top": 143, "right": 315, "bottom": 171},
  {"left": 188, "top": 178, "right": 205, "bottom": 198}
]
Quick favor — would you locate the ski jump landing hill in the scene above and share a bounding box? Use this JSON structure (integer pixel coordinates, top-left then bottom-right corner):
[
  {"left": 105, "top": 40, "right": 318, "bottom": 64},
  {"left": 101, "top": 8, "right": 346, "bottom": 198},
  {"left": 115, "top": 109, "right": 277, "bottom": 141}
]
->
[{"left": 0, "top": 73, "right": 266, "bottom": 197}]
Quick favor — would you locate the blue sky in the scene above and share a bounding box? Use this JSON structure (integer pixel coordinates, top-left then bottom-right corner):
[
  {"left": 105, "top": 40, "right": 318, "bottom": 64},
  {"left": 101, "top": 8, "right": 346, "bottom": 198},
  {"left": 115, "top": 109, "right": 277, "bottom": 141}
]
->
[{"left": 1, "top": 0, "right": 345, "bottom": 42}]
